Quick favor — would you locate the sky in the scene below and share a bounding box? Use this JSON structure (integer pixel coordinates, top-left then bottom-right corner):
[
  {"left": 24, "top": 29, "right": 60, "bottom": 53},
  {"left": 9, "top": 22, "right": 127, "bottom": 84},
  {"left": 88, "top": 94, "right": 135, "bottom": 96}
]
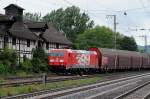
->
[{"left": 0, "top": 0, "right": 150, "bottom": 46}]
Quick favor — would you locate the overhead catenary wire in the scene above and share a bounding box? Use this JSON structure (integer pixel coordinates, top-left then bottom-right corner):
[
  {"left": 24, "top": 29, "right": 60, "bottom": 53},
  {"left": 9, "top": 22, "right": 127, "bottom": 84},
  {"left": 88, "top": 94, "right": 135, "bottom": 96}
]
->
[
  {"left": 1, "top": 0, "right": 150, "bottom": 44},
  {"left": 139, "top": 0, "right": 150, "bottom": 17}
]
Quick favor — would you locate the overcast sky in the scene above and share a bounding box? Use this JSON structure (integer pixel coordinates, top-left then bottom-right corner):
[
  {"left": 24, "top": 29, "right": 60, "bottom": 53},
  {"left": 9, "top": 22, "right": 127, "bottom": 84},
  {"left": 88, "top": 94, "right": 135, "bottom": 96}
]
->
[{"left": 1, "top": 0, "right": 150, "bottom": 46}]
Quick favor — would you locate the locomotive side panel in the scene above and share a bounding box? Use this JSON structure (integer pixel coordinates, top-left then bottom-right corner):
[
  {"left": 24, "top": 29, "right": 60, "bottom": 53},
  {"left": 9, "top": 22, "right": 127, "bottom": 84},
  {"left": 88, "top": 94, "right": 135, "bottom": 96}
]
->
[{"left": 67, "top": 50, "right": 99, "bottom": 69}]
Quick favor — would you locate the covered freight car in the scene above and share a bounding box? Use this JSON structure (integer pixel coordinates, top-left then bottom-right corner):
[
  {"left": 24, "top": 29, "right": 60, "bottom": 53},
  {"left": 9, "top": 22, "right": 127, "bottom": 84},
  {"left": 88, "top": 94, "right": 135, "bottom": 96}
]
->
[{"left": 89, "top": 48, "right": 150, "bottom": 71}]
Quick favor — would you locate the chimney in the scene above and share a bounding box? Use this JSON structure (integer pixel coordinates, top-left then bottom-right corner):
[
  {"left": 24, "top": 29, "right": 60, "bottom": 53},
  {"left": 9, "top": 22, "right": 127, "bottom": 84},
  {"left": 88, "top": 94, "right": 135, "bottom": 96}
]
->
[{"left": 4, "top": 4, "right": 24, "bottom": 22}]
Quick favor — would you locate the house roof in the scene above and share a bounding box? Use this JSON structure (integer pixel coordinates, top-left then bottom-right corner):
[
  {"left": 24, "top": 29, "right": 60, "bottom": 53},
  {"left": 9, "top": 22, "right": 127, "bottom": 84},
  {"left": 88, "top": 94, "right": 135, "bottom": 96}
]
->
[
  {"left": 24, "top": 21, "right": 48, "bottom": 29},
  {"left": 42, "top": 25, "right": 72, "bottom": 45},
  {"left": 9, "top": 22, "right": 38, "bottom": 40},
  {"left": 0, "top": 4, "right": 72, "bottom": 46},
  {"left": 4, "top": 4, "right": 24, "bottom": 10}
]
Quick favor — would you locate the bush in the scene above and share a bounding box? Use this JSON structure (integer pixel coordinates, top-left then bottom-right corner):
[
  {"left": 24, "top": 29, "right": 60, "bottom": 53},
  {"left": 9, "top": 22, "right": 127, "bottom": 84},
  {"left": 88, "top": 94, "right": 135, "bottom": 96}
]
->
[
  {"left": 0, "top": 63, "right": 10, "bottom": 74},
  {"left": 0, "top": 47, "right": 18, "bottom": 68},
  {"left": 20, "top": 56, "right": 33, "bottom": 72},
  {"left": 0, "top": 47, "right": 18, "bottom": 74},
  {"left": 31, "top": 48, "right": 48, "bottom": 73}
]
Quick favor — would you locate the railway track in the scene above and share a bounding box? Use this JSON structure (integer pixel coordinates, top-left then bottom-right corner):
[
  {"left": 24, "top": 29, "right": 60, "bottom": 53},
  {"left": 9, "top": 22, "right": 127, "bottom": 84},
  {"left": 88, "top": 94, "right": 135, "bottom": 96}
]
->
[
  {"left": 3, "top": 72, "right": 150, "bottom": 99},
  {"left": 114, "top": 81, "right": 150, "bottom": 99},
  {"left": 0, "top": 75, "right": 93, "bottom": 87},
  {"left": 1, "top": 71, "right": 148, "bottom": 87},
  {"left": 144, "top": 92, "right": 150, "bottom": 99},
  {"left": 49, "top": 73, "right": 150, "bottom": 99}
]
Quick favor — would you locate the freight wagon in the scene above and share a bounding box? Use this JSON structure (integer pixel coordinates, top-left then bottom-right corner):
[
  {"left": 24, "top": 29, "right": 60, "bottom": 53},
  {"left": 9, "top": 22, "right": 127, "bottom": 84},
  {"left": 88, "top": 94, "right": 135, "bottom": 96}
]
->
[
  {"left": 89, "top": 48, "right": 150, "bottom": 71},
  {"left": 48, "top": 48, "right": 150, "bottom": 73}
]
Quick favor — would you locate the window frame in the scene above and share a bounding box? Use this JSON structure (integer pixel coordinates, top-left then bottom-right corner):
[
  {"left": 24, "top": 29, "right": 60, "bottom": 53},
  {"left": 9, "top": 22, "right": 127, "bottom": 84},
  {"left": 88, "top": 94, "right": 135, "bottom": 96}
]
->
[
  {"left": 27, "top": 39, "right": 30, "bottom": 47},
  {"left": 12, "top": 37, "right": 16, "bottom": 45}
]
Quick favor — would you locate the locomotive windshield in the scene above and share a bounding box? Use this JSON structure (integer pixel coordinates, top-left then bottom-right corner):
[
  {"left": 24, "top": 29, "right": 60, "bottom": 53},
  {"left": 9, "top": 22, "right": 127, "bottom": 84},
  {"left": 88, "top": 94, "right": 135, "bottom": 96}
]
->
[{"left": 49, "top": 52, "right": 64, "bottom": 57}]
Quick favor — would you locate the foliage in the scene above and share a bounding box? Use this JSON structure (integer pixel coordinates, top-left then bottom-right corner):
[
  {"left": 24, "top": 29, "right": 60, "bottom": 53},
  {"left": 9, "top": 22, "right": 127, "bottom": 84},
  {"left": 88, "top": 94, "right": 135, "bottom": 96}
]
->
[
  {"left": 23, "top": 12, "right": 42, "bottom": 22},
  {"left": 0, "top": 64, "right": 9, "bottom": 74},
  {"left": 75, "top": 26, "right": 114, "bottom": 49},
  {"left": 75, "top": 25, "right": 138, "bottom": 51},
  {"left": 31, "top": 48, "right": 48, "bottom": 73},
  {"left": 43, "top": 6, "right": 94, "bottom": 42},
  {"left": 20, "top": 56, "right": 33, "bottom": 72},
  {"left": 0, "top": 47, "right": 18, "bottom": 73},
  {"left": 118, "top": 36, "right": 138, "bottom": 51}
]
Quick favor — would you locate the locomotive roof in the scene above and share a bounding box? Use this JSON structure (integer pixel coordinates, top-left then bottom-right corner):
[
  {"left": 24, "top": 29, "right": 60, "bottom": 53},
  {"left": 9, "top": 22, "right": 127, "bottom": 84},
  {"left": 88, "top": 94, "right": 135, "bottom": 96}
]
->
[
  {"left": 49, "top": 49, "right": 97, "bottom": 54},
  {"left": 72, "top": 50, "right": 96, "bottom": 54}
]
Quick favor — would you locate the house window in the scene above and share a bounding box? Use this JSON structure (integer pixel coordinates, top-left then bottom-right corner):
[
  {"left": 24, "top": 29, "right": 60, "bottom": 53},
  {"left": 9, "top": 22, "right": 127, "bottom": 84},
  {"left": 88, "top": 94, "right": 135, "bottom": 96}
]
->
[
  {"left": 27, "top": 39, "right": 30, "bottom": 47},
  {"left": 4, "top": 36, "right": 8, "bottom": 43},
  {"left": 46, "top": 42, "right": 49, "bottom": 50},
  {"left": 56, "top": 43, "right": 59, "bottom": 49},
  {"left": 33, "top": 41, "right": 36, "bottom": 45},
  {"left": 38, "top": 41, "right": 41, "bottom": 48},
  {"left": 4, "top": 36, "right": 9, "bottom": 48},
  {"left": 12, "top": 37, "right": 16, "bottom": 45}
]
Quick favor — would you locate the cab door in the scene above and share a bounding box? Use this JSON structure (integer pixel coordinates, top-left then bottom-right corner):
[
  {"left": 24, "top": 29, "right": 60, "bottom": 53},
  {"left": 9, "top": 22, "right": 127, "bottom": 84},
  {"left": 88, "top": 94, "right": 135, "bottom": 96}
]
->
[{"left": 67, "top": 53, "right": 72, "bottom": 69}]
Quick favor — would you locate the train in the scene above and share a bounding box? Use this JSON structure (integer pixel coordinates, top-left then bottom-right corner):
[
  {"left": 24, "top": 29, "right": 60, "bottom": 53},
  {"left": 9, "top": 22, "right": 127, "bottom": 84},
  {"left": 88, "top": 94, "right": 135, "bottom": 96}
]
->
[{"left": 48, "top": 48, "right": 150, "bottom": 73}]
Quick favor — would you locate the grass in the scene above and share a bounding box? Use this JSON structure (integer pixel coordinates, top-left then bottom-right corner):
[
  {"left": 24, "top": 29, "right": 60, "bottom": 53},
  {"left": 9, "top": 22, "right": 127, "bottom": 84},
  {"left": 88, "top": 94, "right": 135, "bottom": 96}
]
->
[
  {"left": 0, "top": 77, "right": 5, "bottom": 83},
  {"left": 0, "top": 76, "right": 101, "bottom": 97}
]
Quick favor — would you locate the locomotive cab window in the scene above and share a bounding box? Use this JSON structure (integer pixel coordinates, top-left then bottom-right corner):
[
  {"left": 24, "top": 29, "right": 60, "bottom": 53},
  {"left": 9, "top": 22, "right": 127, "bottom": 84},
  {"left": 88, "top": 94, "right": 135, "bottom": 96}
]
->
[{"left": 49, "top": 52, "right": 64, "bottom": 57}]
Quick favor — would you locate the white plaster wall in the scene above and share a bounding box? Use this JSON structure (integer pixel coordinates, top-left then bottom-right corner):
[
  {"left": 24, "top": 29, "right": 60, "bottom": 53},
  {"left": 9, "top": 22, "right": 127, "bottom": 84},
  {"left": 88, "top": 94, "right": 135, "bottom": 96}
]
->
[{"left": 0, "top": 36, "right": 3, "bottom": 49}]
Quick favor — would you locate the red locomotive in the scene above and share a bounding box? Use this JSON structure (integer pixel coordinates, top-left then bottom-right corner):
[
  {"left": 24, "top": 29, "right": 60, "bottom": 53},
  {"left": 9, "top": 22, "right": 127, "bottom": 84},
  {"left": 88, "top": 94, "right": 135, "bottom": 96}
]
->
[
  {"left": 48, "top": 48, "right": 150, "bottom": 72},
  {"left": 48, "top": 49, "right": 99, "bottom": 72}
]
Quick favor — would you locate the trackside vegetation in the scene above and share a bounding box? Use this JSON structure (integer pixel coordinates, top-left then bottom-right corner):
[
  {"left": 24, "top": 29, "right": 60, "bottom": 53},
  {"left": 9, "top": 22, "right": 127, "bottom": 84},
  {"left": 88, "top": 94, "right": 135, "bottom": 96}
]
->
[
  {"left": 0, "top": 77, "right": 101, "bottom": 97},
  {"left": 0, "top": 48, "right": 48, "bottom": 75}
]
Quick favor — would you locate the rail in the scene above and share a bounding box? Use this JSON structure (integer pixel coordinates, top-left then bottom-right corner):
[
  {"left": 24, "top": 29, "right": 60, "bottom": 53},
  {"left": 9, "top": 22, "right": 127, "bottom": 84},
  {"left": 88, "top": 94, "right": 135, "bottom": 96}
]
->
[{"left": 4, "top": 73, "right": 149, "bottom": 99}]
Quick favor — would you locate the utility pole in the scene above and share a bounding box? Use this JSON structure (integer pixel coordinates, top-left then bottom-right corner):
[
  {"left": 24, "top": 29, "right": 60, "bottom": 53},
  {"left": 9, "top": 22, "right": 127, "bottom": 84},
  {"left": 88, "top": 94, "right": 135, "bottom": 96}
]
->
[
  {"left": 139, "top": 28, "right": 149, "bottom": 53},
  {"left": 107, "top": 15, "right": 117, "bottom": 49},
  {"left": 139, "top": 35, "right": 147, "bottom": 53}
]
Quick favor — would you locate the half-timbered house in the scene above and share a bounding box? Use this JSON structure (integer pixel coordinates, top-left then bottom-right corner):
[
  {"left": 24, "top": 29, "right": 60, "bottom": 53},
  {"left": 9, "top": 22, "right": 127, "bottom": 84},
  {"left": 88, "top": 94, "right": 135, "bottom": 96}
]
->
[{"left": 0, "top": 4, "right": 72, "bottom": 61}]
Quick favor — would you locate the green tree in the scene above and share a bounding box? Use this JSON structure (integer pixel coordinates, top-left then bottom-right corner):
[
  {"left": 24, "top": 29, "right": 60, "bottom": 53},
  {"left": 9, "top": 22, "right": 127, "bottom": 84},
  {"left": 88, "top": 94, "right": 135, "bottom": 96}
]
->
[
  {"left": 0, "top": 47, "right": 18, "bottom": 73},
  {"left": 118, "top": 36, "right": 138, "bottom": 51},
  {"left": 0, "top": 64, "right": 9, "bottom": 74},
  {"left": 20, "top": 56, "right": 33, "bottom": 72},
  {"left": 43, "top": 6, "right": 94, "bottom": 42},
  {"left": 31, "top": 48, "right": 48, "bottom": 73},
  {"left": 24, "top": 12, "right": 42, "bottom": 22},
  {"left": 75, "top": 26, "right": 114, "bottom": 49}
]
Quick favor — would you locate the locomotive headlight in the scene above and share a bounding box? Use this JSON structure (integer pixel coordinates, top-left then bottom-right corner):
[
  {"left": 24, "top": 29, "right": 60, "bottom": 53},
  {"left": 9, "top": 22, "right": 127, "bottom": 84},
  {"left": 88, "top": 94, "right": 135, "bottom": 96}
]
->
[
  {"left": 60, "top": 60, "right": 64, "bottom": 62},
  {"left": 50, "top": 60, "right": 54, "bottom": 62}
]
